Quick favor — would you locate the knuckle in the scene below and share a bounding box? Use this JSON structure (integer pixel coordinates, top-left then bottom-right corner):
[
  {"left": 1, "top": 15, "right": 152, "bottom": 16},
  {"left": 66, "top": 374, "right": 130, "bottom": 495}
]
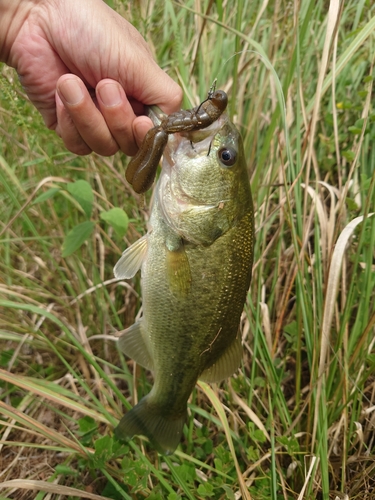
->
[
  {"left": 121, "top": 142, "right": 138, "bottom": 157},
  {"left": 94, "top": 143, "right": 119, "bottom": 157},
  {"left": 67, "top": 141, "right": 92, "bottom": 156}
]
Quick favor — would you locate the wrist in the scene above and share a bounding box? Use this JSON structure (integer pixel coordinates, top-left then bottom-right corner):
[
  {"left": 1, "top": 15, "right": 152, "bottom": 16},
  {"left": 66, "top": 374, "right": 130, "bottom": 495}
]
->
[{"left": 0, "top": 0, "right": 34, "bottom": 64}]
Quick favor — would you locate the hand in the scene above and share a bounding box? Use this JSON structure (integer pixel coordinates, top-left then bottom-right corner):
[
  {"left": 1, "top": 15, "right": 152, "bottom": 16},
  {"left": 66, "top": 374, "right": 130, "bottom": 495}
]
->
[{"left": 2, "top": 0, "right": 182, "bottom": 156}]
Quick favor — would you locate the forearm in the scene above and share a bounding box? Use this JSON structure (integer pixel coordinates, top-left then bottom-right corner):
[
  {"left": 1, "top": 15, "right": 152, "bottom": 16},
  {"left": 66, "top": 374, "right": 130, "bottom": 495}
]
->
[{"left": 0, "top": 0, "right": 34, "bottom": 64}]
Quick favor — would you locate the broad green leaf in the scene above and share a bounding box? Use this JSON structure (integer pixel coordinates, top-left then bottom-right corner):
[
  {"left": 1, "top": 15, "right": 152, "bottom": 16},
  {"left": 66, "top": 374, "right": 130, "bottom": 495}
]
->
[
  {"left": 100, "top": 207, "right": 129, "bottom": 238},
  {"left": 32, "top": 187, "right": 61, "bottom": 205},
  {"left": 62, "top": 221, "right": 95, "bottom": 257},
  {"left": 221, "top": 485, "right": 235, "bottom": 500},
  {"left": 345, "top": 197, "right": 359, "bottom": 211},
  {"left": 197, "top": 483, "right": 214, "bottom": 497},
  {"left": 342, "top": 150, "right": 355, "bottom": 161},
  {"left": 355, "top": 118, "right": 365, "bottom": 128},
  {"left": 95, "top": 435, "right": 112, "bottom": 456},
  {"left": 167, "top": 494, "right": 181, "bottom": 500},
  {"left": 54, "top": 465, "right": 78, "bottom": 476},
  {"left": 78, "top": 416, "right": 97, "bottom": 434},
  {"left": 348, "top": 126, "right": 362, "bottom": 135},
  {"left": 94, "top": 435, "right": 113, "bottom": 465},
  {"left": 67, "top": 180, "right": 94, "bottom": 218}
]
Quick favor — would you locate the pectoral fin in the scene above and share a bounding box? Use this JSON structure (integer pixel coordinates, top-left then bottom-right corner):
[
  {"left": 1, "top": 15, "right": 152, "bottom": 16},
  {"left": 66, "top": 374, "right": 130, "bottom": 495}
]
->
[
  {"left": 199, "top": 334, "right": 242, "bottom": 383},
  {"left": 117, "top": 320, "right": 154, "bottom": 371},
  {"left": 166, "top": 245, "right": 192, "bottom": 297},
  {"left": 114, "top": 235, "right": 148, "bottom": 279}
]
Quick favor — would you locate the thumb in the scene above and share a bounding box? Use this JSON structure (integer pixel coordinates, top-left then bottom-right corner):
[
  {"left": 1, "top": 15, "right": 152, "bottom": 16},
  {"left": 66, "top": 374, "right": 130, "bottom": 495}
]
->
[{"left": 128, "top": 63, "right": 183, "bottom": 115}]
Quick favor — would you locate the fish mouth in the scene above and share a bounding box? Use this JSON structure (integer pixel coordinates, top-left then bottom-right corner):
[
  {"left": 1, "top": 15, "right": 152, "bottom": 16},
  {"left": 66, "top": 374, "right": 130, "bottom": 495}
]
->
[
  {"left": 158, "top": 115, "right": 230, "bottom": 230},
  {"left": 166, "top": 114, "right": 227, "bottom": 159},
  {"left": 147, "top": 104, "right": 228, "bottom": 174},
  {"left": 162, "top": 113, "right": 228, "bottom": 177}
]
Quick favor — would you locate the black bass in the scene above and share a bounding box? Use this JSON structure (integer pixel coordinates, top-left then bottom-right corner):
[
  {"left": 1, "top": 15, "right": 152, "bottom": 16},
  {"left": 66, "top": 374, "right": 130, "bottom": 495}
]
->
[{"left": 114, "top": 101, "right": 254, "bottom": 454}]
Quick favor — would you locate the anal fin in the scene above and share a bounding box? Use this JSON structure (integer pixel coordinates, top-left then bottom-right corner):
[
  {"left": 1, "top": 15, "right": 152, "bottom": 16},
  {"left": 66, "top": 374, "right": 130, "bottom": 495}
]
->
[{"left": 117, "top": 320, "right": 153, "bottom": 371}]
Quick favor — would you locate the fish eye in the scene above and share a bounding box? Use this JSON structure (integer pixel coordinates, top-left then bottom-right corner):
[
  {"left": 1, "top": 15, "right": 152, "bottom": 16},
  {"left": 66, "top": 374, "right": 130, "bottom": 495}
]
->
[{"left": 218, "top": 147, "right": 237, "bottom": 167}]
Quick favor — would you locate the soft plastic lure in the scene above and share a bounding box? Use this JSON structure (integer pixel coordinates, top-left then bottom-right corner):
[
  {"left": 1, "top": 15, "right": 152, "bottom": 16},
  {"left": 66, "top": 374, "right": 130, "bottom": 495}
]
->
[{"left": 126, "top": 88, "right": 228, "bottom": 194}]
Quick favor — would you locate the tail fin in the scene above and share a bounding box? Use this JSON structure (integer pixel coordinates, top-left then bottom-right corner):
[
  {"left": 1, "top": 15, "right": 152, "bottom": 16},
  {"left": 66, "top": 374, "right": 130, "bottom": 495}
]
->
[{"left": 114, "top": 396, "right": 186, "bottom": 455}]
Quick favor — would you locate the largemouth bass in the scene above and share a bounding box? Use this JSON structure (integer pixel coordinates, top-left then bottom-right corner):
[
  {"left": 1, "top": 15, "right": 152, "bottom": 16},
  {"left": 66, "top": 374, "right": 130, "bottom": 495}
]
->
[{"left": 114, "top": 100, "right": 254, "bottom": 454}]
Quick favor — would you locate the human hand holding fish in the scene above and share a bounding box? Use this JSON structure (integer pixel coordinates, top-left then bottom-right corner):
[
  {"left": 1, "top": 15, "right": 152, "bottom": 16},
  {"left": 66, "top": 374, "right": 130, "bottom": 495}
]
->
[
  {"left": 0, "top": 0, "right": 182, "bottom": 156},
  {"left": 114, "top": 90, "right": 254, "bottom": 454}
]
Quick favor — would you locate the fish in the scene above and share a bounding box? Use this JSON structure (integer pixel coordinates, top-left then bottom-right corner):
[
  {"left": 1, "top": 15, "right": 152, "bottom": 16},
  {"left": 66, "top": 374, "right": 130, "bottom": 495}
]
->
[{"left": 113, "top": 98, "right": 254, "bottom": 454}]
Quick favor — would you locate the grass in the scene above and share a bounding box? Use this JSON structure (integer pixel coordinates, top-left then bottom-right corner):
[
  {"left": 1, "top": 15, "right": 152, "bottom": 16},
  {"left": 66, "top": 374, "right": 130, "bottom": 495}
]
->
[{"left": 1, "top": 0, "right": 375, "bottom": 498}]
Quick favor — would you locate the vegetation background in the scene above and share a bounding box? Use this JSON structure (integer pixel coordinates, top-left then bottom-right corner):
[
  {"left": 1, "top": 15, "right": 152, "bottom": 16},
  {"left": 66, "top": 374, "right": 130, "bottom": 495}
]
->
[{"left": 1, "top": 0, "right": 375, "bottom": 498}]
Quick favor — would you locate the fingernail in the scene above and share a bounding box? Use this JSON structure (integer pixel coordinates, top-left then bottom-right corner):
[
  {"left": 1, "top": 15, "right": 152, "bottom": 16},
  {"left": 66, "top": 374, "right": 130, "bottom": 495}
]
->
[
  {"left": 98, "top": 83, "right": 122, "bottom": 107},
  {"left": 134, "top": 119, "right": 153, "bottom": 147},
  {"left": 59, "top": 79, "right": 84, "bottom": 105}
]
